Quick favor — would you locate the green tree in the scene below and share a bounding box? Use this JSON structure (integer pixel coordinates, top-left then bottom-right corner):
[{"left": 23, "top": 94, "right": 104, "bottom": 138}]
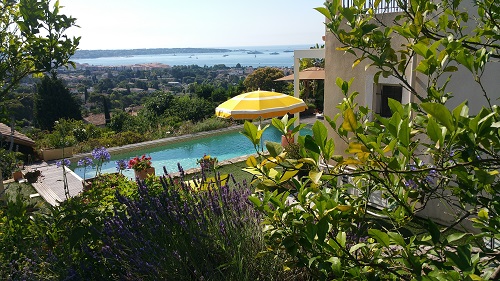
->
[
  {"left": 243, "top": 67, "right": 286, "bottom": 92},
  {"left": 243, "top": 0, "right": 500, "bottom": 279},
  {"left": 108, "top": 110, "right": 130, "bottom": 132},
  {"left": 34, "top": 74, "right": 82, "bottom": 130},
  {"left": 0, "top": 0, "right": 79, "bottom": 110},
  {"left": 168, "top": 95, "right": 214, "bottom": 122},
  {"left": 144, "top": 92, "right": 175, "bottom": 116}
]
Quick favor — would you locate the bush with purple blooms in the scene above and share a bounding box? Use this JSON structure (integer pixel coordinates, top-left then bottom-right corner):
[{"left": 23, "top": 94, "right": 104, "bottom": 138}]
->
[
  {"left": 71, "top": 172, "right": 299, "bottom": 280},
  {"left": 91, "top": 146, "right": 111, "bottom": 177},
  {"left": 0, "top": 169, "right": 306, "bottom": 280}
]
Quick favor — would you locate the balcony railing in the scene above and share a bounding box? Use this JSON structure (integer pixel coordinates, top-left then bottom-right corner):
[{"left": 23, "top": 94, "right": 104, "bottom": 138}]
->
[{"left": 342, "top": 0, "right": 405, "bottom": 14}]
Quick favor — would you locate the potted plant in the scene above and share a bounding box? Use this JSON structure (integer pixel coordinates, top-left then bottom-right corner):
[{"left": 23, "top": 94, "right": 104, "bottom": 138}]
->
[
  {"left": 38, "top": 119, "right": 78, "bottom": 161},
  {"left": 39, "top": 123, "right": 77, "bottom": 161},
  {"left": 128, "top": 155, "right": 155, "bottom": 180},
  {"left": 11, "top": 161, "right": 23, "bottom": 181},
  {"left": 272, "top": 115, "right": 307, "bottom": 148}
]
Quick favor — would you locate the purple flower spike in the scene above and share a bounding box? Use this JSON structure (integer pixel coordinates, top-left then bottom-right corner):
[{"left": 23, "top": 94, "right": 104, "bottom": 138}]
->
[
  {"left": 92, "top": 147, "right": 111, "bottom": 162},
  {"left": 56, "top": 158, "right": 71, "bottom": 168},
  {"left": 115, "top": 159, "right": 128, "bottom": 171},
  {"left": 77, "top": 157, "right": 94, "bottom": 167}
]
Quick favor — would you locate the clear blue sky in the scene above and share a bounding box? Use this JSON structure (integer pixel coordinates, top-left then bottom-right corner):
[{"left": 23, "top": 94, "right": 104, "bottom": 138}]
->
[{"left": 60, "top": 0, "right": 326, "bottom": 50}]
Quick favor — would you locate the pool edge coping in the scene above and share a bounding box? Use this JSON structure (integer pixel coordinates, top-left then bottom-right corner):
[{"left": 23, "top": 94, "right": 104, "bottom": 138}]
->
[{"left": 68, "top": 123, "right": 249, "bottom": 163}]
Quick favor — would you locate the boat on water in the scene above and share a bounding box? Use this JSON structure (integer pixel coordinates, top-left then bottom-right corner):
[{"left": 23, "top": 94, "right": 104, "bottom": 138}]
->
[
  {"left": 283, "top": 50, "right": 293, "bottom": 53},
  {"left": 247, "top": 50, "right": 263, "bottom": 54},
  {"left": 223, "top": 54, "right": 229, "bottom": 57},
  {"left": 269, "top": 52, "right": 279, "bottom": 55}
]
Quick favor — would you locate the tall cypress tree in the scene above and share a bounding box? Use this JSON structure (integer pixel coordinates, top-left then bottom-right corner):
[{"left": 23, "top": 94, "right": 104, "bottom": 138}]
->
[
  {"left": 103, "top": 95, "right": 111, "bottom": 125},
  {"left": 33, "top": 73, "right": 82, "bottom": 130}
]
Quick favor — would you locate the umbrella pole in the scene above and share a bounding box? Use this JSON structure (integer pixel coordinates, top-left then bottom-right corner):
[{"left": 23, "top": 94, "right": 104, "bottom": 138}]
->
[{"left": 258, "top": 117, "right": 264, "bottom": 153}]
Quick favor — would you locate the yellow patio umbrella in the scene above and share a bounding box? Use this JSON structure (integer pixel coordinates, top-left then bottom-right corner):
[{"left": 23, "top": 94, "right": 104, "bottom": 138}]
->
[{"left": 215, "top": 90, "right": 307, "bottom": 120}]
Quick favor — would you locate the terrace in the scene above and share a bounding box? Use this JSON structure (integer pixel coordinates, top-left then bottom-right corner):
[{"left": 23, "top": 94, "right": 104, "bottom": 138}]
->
[{"left": 342, "top": 0, "right": 404, "bottom": 13}]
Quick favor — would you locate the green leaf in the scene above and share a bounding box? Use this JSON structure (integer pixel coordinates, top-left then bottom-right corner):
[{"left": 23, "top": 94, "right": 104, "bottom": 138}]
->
[
  {"left": 421, "top": 103, "right": 455, "bottom": 132},
  {"left": 337, "top": 231, "right": 346, "bottom": 247},
  {"left": 361, "top": 23, "right": 378, "bottom": 34},
  {"left": 368, "top": 229, "right": 390, "bottom": 247},
  {"left": 349, "top": 243, "right": 366, "bottom": 253},
  {"left": 271, "top": 117, "right": 285, "bottom": 134},
  {"left": 314, "top": 7, "right": 332, "bottom": 20},
  {"left": 317, "top": 217, "right": 329, "bottom": 242},
  {"left": 241, "top": 121, "right": 258, "bottom": 145},
  {"left": 452, "top": 101, "right": 469, "bottom": 120},
  {"left": 446, "top": 244, "right": 472, "bottom": 271},
  {"left": 427, "top": 117, "right": 441, "bottom": 143},
  {"left": 312, "top": 121, "right": 328, "bottom": 150},
  {"left": 446, "top": 233, "right": 467, "bottom": 244},
  {"left": 309, "top": 170, "right": 322, "bottom": 184},
  {"left": 478, "top": 208, "right": 489, "bottom": 220},
  {"left": 443, "top": 66, "right": 458, "bottom": 72},
  {"left": 304, "top": 135, "right": 321, "bottom": 155},
  {"left": 291, "top": 123, "right": 307, "bottom": 135},
  {"left": 323, "top": 139, "right": 335, "bottom": 160},
  {"left": 308, "top": 256, "right": 319, "bottom": 267},
  {"left": 342, "top": 108, "right": 358, "bottom": 132},
  {"left": 399, "top": 117, "right": 410, "bottom": 147},
  {"left": 341, "top": 7, "right": 355, "bottom": 24},
  {"left": 248, "top": 195, "right": 262, "bottom": 207},
  {"left": 266, "top": 141, "right": 283, "bottom": 157},
  {"left": 413, "top": 42, "right": 431, "bottom": 58},
  {"left": 336, "top": 77, "right": 344, "bottom": 91},
  {"left": 427, "top": 220, "right": 441, "bottom": 245},
  {"left": 388, "top": 232, "right": 406, "bottom": 246},
  {"left": 328, "top": 257, "right": 342, "bottom": 275},
  {"left": 388, "top": 98, "right": 404, "bottom": 117}
]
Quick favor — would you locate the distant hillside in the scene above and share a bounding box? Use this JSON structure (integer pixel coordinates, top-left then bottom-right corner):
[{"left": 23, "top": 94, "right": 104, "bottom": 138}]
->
[{"left": 73, "top": 48, "right": 231, "bottom": 59}]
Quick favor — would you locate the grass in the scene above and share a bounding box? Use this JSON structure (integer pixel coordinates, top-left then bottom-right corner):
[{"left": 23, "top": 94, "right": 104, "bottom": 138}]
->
[{"left": 216, "top": 160, "right": 252, "bottom": 184}]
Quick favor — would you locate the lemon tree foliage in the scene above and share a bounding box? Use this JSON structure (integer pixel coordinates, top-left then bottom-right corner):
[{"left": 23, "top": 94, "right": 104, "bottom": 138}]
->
[
  {"left": 243, "top": 0, "right": 500, "bottom": 279},
  {"left": 0, "top": 0, "right": 79, "bottom": 108}
]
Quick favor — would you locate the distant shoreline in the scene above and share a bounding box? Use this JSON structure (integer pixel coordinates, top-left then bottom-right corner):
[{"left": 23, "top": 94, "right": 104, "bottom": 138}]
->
[
  {"left": 73, "top": 47, "right": 232, "bottom": 59},
  {"left": 72, "top": 44, "right": 315, "bottom": 68}
]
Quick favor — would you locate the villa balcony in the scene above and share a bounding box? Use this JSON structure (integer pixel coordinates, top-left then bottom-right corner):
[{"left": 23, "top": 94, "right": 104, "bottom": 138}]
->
[{"left": 342, "top": 0, "right": 405, "bottom": 14}]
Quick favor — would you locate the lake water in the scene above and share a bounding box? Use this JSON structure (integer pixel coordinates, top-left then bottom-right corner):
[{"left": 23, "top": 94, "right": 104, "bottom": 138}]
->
[{"left": 73, "top": 45, "right": 312, "bottom": 68}]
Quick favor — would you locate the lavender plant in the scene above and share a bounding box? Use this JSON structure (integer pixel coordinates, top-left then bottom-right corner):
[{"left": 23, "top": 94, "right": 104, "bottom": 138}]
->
[{"left": 75, "top": 170, "right": 296, "bottom": 280}]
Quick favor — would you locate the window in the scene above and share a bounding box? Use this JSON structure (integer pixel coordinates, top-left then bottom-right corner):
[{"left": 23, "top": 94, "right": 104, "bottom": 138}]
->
[{"left": 375, "top": 85, "right": 403, "bottom": 117}]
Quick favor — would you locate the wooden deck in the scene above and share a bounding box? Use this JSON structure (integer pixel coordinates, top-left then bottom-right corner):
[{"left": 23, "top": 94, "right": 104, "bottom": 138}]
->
[{"left": 24, "top": 162, "right": 84, "bottom": 206}]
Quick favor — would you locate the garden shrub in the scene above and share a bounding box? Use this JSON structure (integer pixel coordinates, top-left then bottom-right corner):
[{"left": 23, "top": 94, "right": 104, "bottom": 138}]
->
[
  {"left": 71, "top": 173, "right": 297, "bottom": 280},
  {"left": 1, "top": 171, "right": 306, "bottom": 280}
]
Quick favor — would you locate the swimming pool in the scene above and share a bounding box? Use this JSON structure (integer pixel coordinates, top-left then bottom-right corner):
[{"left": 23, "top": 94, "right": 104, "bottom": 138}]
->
[{"left": 73, "top": 126, "right": 310, "bottom": 180}]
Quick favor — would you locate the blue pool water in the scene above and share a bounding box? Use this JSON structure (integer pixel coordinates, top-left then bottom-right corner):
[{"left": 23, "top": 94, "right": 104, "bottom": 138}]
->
[{"left": 73, "top": 126, "right": 310, "bottom": 180}]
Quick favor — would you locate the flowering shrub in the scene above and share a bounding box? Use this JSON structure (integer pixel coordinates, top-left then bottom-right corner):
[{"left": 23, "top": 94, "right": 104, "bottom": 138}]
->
[
  {"left": 115, "top": 159, "right": 128, "bottom": 174},
  {"left": 77, "top": 157, "right": 93, "bottom": 182},
  {"left": 0, "top": 167, "right": 304, "bottom": 280},
  {"left": 76, "top": 172, "right": 296, "bottom": 280},
  {"left": 91, "top": 147, "right": 111, "bottom": 177},
  {"left": 128, "top": 155, "right": 152, "bottom": 171}
]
